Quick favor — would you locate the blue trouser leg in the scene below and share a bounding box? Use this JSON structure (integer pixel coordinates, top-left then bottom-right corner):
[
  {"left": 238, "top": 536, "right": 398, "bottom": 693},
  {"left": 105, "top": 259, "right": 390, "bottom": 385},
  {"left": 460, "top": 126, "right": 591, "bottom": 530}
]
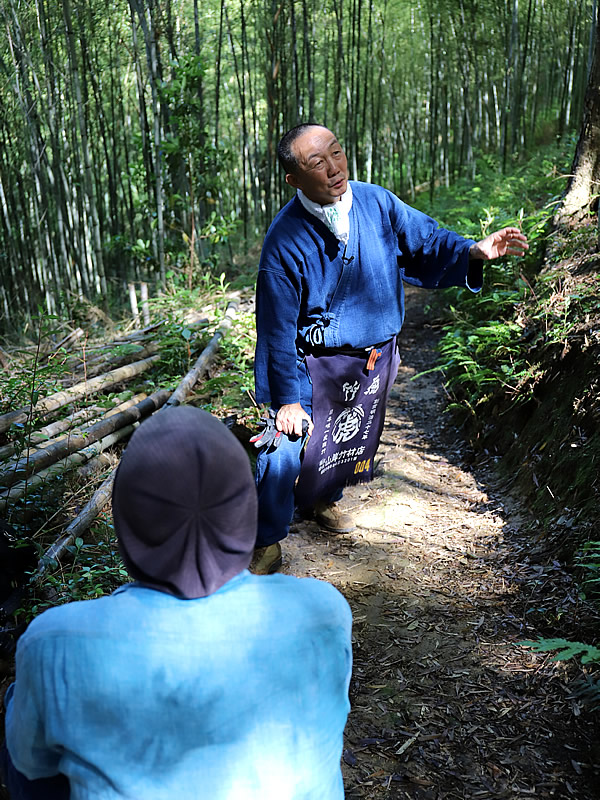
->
[
  {"left": 254, "top": 364, "right": 345, "bottom": 546},
  {"left": 255, "top": 359, "right": 312, "bottom": 548},
  {"left": 255, "top": 429, "right": 305, "bottom": 547},
  {"left": 254, "top": 357, "right": 345, "bottom": 547},
  {"left": 255, "top": 436, "right": 344, "bottom": 547}
]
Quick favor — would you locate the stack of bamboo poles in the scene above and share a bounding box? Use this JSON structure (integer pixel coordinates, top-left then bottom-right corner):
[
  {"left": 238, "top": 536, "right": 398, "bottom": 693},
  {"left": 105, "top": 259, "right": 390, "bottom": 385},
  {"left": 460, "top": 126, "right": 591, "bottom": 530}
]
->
[{"left": 0, "top": 300, "right": 240, "bottom": 580}]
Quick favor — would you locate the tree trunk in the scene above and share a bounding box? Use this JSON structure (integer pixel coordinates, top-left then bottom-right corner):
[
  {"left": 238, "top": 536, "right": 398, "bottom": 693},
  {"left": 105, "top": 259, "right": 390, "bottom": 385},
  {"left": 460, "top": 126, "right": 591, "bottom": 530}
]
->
[
  {"left": 62, "top": 0, "right": 107, "bottom": 300},
  {"left": 555, "top": 2, "right": 600, "bottom": 225}
]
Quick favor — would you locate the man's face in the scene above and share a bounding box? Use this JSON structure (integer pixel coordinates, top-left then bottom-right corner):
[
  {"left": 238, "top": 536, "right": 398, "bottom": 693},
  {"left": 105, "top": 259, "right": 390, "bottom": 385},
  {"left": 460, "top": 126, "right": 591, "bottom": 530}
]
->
[{"left": 285, "top": 127, "right": 348, "bottom": 205}]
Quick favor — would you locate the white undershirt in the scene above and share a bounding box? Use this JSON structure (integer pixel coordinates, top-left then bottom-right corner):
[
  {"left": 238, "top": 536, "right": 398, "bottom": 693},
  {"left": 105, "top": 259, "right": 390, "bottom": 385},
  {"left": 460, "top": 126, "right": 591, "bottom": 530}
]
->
[{"left": 297, "top": 185, "right": 353, "bottom": 244}]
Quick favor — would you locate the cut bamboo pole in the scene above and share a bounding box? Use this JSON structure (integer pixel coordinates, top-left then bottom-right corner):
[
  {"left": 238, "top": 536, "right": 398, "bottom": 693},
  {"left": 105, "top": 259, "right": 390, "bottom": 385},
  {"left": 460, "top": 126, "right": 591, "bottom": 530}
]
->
[
  {"left": 104, "top": 393, "right": 149, "bottom": 417},
  {"left": 0, "top": 390, "right": 169, "bottom": 489},
  {"left": 35, "top": 473, "right": 116, "bottom": 578},
  {"left": 50, "top": 327, "right": 85, "bottom": 355},
  {"left": 34, "top": 388, "right": 170, "bottom": 577},
  {"left": 164, "top": 299, "right": 239, "bottom": 408},
  {"left": 0, "top": 406, "right": 104, "bottom": 463},
  {"left": 0, "top": 354, "right": 160, "bottom": 435},
  {"left": 0, "top": 394, "right": 148, "bottom": 465},
  {"left": 0, "top": 424, "right": 137, "bottom": 512},
  {"left": 23, "top": 300, "right": 239, "bottom": 582},
  {"left": 62, "top": 341, "right": 153, "bottom": 375},
  {"left": 77, "top": 453, "right": 112, "bottom": 479},
  {"left": 117, "top": 320, "right": 163, "bottom": 341},
  {"left": 69, "top": 343, "right": 160, "bottom": 381}
]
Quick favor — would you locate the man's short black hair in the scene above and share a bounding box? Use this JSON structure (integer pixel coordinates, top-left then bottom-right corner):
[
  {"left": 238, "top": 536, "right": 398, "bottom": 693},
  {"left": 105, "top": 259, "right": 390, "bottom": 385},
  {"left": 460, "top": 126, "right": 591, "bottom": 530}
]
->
[{"left": 277, "top": 123, "right": 328, "bottom": 174}]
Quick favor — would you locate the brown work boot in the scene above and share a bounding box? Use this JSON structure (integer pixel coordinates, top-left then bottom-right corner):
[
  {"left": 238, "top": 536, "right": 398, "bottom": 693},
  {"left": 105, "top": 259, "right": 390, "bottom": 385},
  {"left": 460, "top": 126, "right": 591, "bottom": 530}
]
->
[
  {"left": 250, "top": 542, "right": 283, "bottom": 575},
  {"left": 314, "top": 501, "right": 356, "bottom": 533}
]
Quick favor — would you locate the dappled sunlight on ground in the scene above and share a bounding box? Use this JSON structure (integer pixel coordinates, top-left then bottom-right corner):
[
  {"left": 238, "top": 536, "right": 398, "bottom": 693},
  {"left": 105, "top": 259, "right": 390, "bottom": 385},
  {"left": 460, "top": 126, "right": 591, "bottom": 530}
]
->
[{"left": 278, "top": 288, "right": 599, "bottom": 798}]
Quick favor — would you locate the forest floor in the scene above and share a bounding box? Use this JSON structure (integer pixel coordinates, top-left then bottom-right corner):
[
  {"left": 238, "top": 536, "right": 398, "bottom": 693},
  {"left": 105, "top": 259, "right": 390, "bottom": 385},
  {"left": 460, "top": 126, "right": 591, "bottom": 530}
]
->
[{"left": 281, "top": 287, "right": 600, "bottom": 800}]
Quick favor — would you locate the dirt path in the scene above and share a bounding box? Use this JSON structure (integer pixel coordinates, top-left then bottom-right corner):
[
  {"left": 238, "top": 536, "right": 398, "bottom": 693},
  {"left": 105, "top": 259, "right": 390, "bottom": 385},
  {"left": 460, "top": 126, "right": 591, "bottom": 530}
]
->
[{"left": 281, "top": 288, "right": 600, "bottom": 799}]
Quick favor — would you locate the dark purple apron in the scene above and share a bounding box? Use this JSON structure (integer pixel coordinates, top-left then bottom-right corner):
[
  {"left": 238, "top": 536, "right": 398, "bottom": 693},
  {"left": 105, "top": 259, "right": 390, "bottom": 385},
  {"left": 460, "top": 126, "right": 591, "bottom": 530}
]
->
[{"left": 294, "top": 337, "right": 400, "bottom": 508}]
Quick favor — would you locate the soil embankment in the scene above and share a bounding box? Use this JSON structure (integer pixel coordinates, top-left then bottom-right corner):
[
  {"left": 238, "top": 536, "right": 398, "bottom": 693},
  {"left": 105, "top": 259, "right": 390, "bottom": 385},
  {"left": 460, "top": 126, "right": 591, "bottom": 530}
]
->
[{"left": 283, "top": 286, "right": 600, "bottom": 799}]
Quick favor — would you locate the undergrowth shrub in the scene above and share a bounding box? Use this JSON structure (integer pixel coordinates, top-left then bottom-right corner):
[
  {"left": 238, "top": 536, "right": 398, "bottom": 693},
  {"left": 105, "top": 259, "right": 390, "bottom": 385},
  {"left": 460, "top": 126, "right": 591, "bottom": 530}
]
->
[
  {"left": 2, "top": 269, "right": 259, "bottom": 618},
  {"left": 420, "top": 141, "right": 600, "bottom": 703}
]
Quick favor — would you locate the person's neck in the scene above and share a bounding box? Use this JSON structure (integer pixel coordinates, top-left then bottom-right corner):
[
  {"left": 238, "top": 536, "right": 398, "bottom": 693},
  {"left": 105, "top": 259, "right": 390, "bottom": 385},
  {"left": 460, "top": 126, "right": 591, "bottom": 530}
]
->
[{"left": 304, "top": 196, "right": 340, "bottom": 206}]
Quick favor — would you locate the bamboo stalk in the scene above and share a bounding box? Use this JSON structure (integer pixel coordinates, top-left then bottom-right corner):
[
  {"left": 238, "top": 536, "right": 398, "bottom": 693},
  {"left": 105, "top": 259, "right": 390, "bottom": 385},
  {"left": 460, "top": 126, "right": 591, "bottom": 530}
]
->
[
  {"left": 62, "top": 341, "right": 153, "bottom": 373},
  {"left": 0, "top": 406, "right": 104, "bottom": 463},
  {"left": 140, "top": 282, "right": 150, "bottom": 325},
  {"left": 33, "top": 388, "right": 170, "bottom": 578},
  {"left": 128, "top": 282, "right": 140, "bottom": 325},
  {"left": 116, "top": 320, "right": 164, "bottom": 341},
  {"left": 104, "top": 393, "right": 149, "bottom": 417},
  {"left": 0, "top": 394, "right": 147, "bottom": 465},
  {"left": 35, "top": 472, "right": 116, "bottom": 578},
  {"left": 77, "top": 453, "right": 112, "bottom": 479},
  {"left": 49, "top": 327, "right": 85, "bottom": 355},
  {"left": 0, "top": 390, "right": 169, "bottom": 488},
  {"left": 69, "top": 342, "right": 160, "bottom": 380},
  {"left": 0, "top": 424, "right": 137, "bottom": 512},
  {"left": 165, "top": 299, "right": 239, "bottom": 408},
  {"left": 10, "top": 302, "right": 237, "bottom": 584},
  {"left": 0, "top": 354, "right": 160, "bottom": 435}
]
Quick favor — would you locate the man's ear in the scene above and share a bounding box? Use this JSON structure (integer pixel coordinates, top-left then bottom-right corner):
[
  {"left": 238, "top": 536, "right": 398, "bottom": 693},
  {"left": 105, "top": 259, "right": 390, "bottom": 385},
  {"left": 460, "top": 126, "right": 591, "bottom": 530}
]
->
[{"left": 285, "top": 172, "right": 300, "bottom": 190}]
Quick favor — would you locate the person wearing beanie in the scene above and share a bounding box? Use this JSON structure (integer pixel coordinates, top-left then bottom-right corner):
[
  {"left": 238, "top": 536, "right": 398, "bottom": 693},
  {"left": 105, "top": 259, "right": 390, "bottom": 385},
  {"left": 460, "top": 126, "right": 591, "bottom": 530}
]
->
[{"left": 2, "top": 407, "right": 352, "bottom": 800}]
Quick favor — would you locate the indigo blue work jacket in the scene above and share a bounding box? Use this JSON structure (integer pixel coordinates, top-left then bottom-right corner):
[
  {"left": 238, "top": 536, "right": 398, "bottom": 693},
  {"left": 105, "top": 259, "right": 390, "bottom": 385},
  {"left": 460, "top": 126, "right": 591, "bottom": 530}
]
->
[{"left": 255, "top": 180, "right": 482, "bottom": 407}]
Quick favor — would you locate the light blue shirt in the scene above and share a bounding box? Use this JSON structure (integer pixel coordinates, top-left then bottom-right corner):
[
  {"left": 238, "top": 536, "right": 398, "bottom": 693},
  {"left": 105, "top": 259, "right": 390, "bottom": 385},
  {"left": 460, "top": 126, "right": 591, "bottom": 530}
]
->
[{"left": 5, "top": 571, "right": 352, "bottom": 799}]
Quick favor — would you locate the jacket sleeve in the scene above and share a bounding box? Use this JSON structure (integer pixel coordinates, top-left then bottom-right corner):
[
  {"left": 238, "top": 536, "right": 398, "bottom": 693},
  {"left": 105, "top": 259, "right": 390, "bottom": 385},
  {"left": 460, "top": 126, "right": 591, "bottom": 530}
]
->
[
  {"left": 254, "top": 264, "right": 303, "bottom": 407},
  {"left": 390, "top": 195, "right": 483, "bottom": 292},
  {"left": 4, "top": 637, "right": 63, "bottom": 780}
]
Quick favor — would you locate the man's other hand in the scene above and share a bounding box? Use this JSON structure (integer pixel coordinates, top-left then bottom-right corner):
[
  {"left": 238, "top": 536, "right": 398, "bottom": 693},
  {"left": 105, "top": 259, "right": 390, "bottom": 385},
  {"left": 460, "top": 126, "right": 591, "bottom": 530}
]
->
[
  {"left": 275, "top": 403, "right": 314, "bottom": 437},
  {"left": 470, "top": 227, "right": 529, "bottom": 261}
]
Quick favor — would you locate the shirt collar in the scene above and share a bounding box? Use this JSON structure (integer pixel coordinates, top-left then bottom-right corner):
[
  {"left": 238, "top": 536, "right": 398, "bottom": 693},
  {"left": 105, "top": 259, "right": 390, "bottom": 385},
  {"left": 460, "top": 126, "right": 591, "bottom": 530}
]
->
[{"left": 297, "top": 184, "right": 353, "bottom": 244}]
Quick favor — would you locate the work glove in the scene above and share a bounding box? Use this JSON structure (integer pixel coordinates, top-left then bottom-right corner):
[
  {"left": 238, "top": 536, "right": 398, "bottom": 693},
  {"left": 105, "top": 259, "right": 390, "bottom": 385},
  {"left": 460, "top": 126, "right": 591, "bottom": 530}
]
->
[
  {"left": 250, "top": 410, "right": 310, "bottom": 452},
  {"left": 250, "top": 408, "right": 282, "bottom": 452}
]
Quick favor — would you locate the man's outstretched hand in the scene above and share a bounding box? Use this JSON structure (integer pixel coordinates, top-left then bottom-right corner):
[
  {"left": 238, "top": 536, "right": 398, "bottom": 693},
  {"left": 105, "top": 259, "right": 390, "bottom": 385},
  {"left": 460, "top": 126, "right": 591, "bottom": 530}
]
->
[{"left": 470, "top": 227, "right": 529, "bottom": 261}]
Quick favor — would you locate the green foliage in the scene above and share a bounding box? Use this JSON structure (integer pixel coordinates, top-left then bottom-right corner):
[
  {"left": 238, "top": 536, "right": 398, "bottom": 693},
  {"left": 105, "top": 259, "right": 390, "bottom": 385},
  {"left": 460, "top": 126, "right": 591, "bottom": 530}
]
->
[
  {"left": 577, "top": 541, "right": 600, "bottom": 595},
  {"left": 198, "top": 310, "right": 257, "bottom": 412},
  {"left": 24, "top": 521, "right": 129, "bottom": 619},
  {"left": 414, "top": 141, "right": 569, "bottom": 238},
  {"left": 520, "top": 638, "right": 600, "bottom": 664},
  {"left": 521, "top": 638, "right": 600, "bottom": 711},
  {"left": 154, "top": 317, "right": 204, "bottom": 383},
  {"left": 435, "top": 308, "right": 543, "bottom": 412},
  {"left": 0, "top": 317, "right": 70, "bottom": 416},
  {"left": 417, "top": 142, "right": 577, "bottom": 418},
  {"left": 520, "top": 635, "right": 600, "bottom": 712},
  {"left": 160, "top": 54, "right": 240, "bottom": 271},
  {"left": 427, "top": 142, "right": 600, "bottom": 705}
]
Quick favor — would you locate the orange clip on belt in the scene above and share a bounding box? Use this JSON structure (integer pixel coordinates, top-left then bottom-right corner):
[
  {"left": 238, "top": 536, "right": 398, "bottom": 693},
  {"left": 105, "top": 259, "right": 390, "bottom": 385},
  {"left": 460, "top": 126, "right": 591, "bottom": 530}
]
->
[{"left": 366, "top": 348, "right": 381, "bottom": 371}]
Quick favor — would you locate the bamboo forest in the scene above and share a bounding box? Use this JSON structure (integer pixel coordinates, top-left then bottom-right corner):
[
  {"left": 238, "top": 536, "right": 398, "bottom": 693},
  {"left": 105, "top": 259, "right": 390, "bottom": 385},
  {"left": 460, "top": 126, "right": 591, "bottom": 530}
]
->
[
  {"left": 0, "top": 0, "right": 594, "bottom": 322},
  {"left": 1, "top": 0, "right": 600, "bottom": 798}
]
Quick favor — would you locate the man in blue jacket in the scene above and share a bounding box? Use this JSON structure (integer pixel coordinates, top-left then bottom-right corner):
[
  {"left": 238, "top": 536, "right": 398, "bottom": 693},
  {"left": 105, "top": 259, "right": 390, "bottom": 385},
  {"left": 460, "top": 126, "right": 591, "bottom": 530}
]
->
[{"left": 252, "top": 123, "right": 528, "bottom": 574}]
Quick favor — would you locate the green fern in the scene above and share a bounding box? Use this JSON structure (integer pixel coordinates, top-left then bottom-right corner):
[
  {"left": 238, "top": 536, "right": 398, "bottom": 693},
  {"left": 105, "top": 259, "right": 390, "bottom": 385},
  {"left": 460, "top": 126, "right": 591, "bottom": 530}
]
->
[{"left": 520, "top": 638, "right": 600, "bottom": 664}]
